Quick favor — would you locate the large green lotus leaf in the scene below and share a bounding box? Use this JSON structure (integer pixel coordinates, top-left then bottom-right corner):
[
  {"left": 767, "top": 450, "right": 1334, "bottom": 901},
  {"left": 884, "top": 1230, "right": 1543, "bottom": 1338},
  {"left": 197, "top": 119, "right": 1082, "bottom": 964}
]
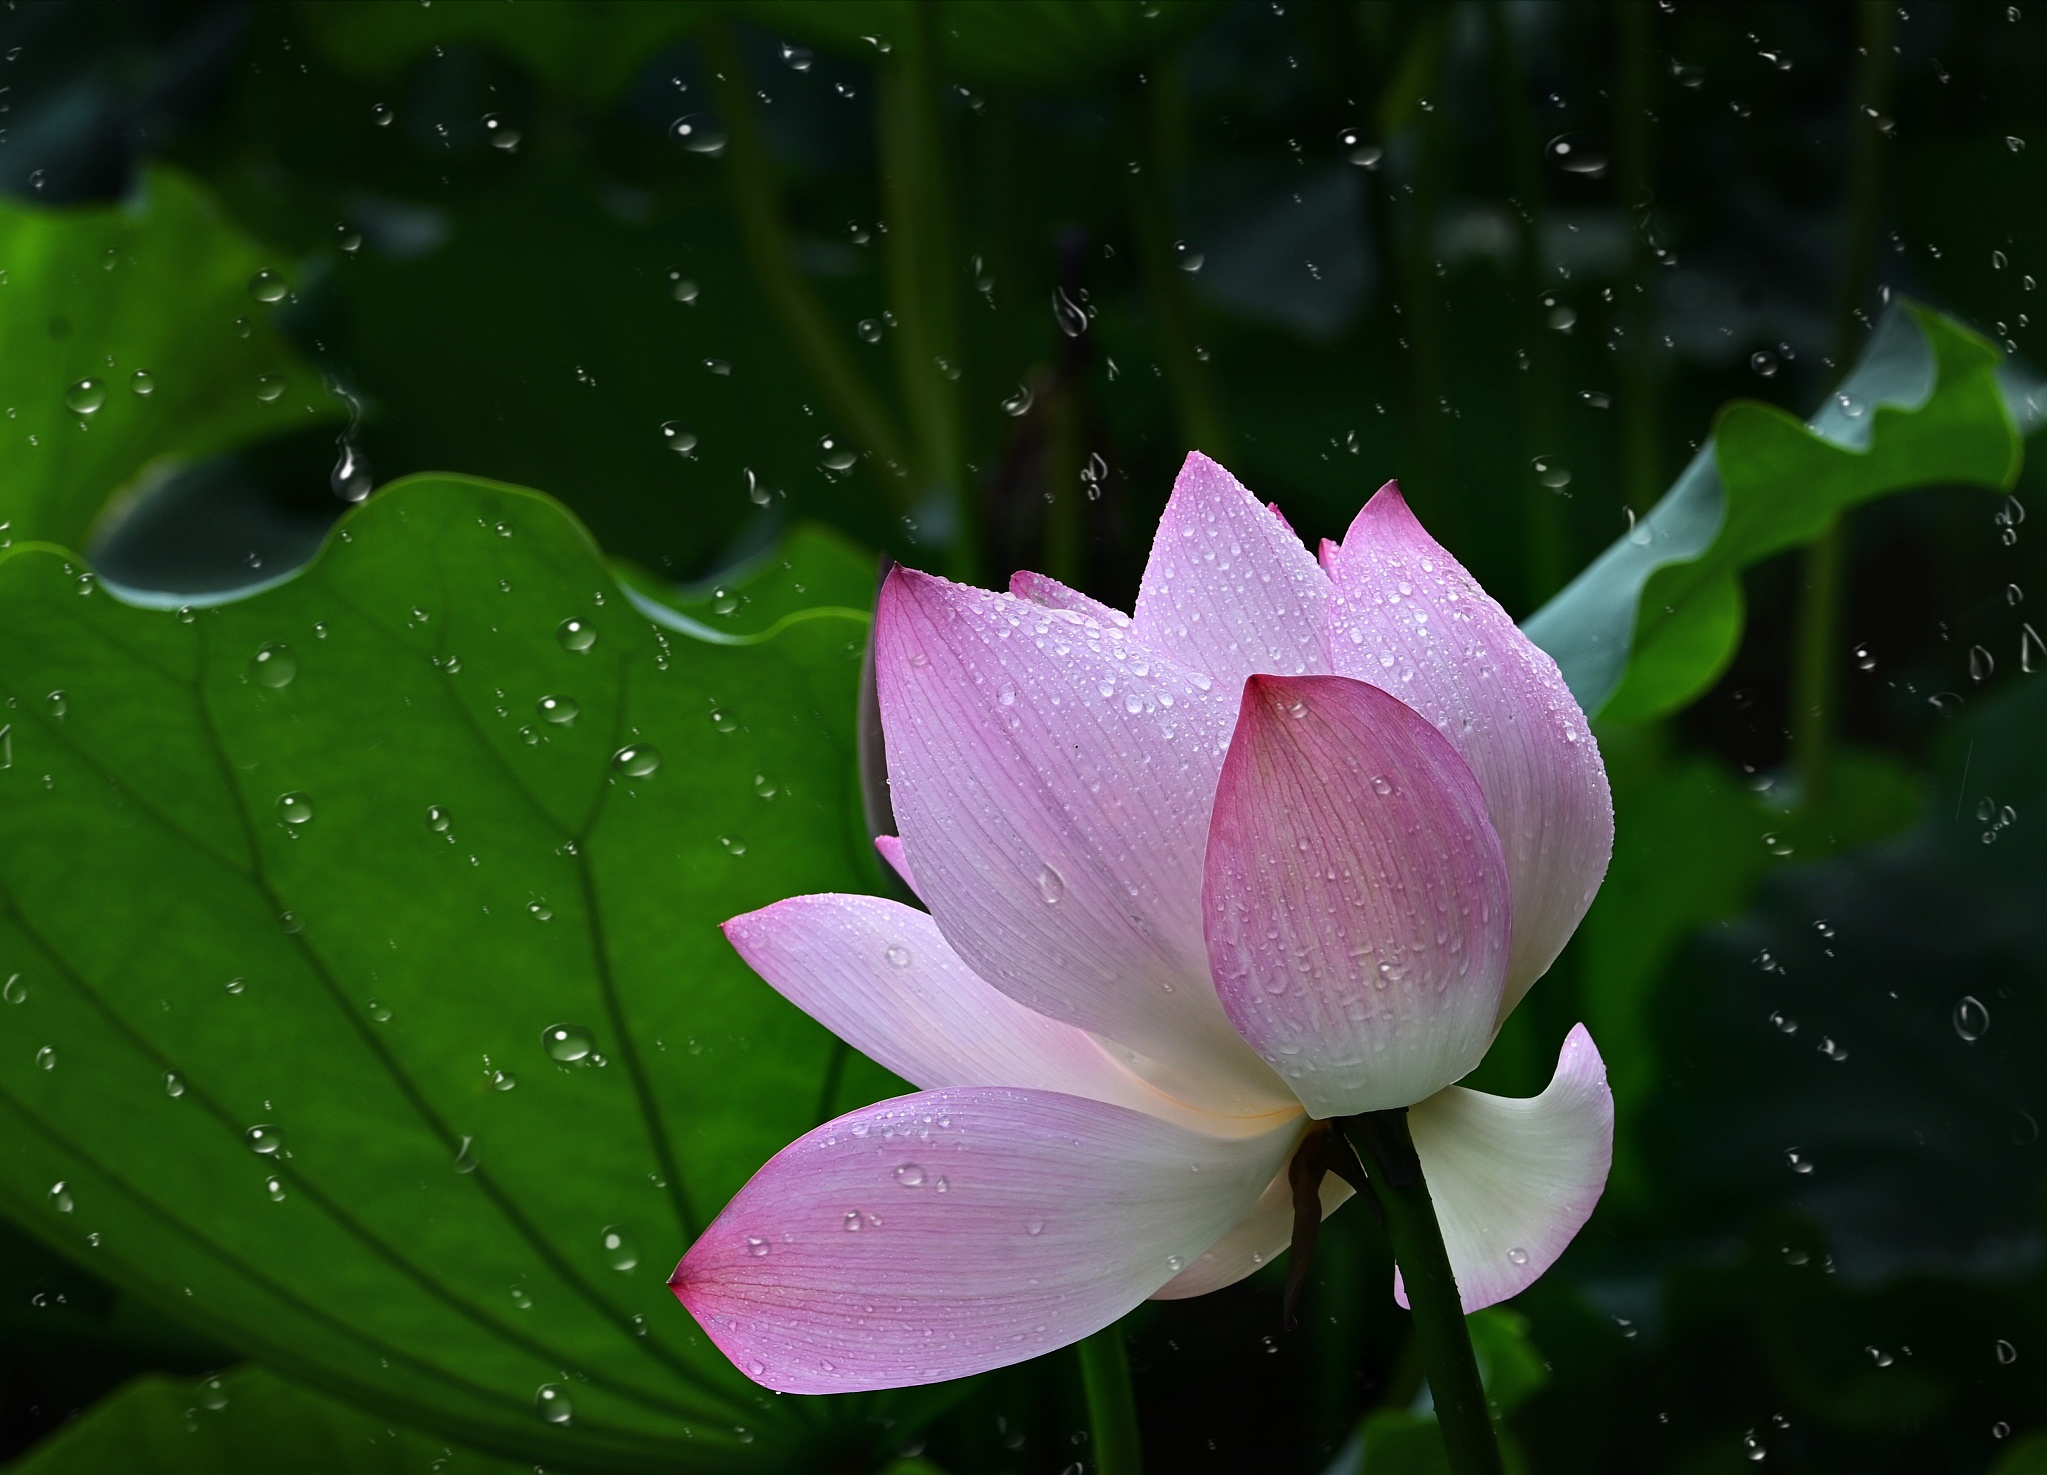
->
[
  {"left": 2, "top": 1365, "right": 530, "bottom": 1475},
  {"left": 0, "top": 474, "right": 939, "bottom": 1472},
  {"left": 1524, "top": 303, "right": 2022, "bottom": 723},
  {"left": 0, "top": 168, "right": 339, "bottom": 550}
]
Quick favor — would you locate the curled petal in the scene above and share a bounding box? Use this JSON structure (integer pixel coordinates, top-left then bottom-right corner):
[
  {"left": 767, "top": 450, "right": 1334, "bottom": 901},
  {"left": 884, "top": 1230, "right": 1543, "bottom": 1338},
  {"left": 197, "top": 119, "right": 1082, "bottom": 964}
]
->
[
  {"left": 873, "top": 835, "right": 922, "bottom": 899},
  {"left": 875, "top": 567, "right": 1289, "bottom": 1111},
  {"left": 1203, "top": 674, "right": 1511, "bottom": 1117},
  {"left": 1324, "top": 484, "right": 1613, "bottom": 1019},
  {"left": 723, "top": 895, "right": 1282, "bottom": 1136},
  {"left": 1399, "top": 1023, "right": 1613, "bottom": 1312},
  {"left": 671, "top": 1088, "right": 1299, "bottom": 1393},
  {"left": 1131, "top": 452, "right": 1332, "bottom": 691}
]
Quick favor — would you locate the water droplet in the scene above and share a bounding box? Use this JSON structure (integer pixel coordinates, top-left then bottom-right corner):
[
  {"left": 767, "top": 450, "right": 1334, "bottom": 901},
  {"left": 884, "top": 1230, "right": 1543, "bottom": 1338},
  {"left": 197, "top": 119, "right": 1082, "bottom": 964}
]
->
[
  {"left": 744, "top": 467, "right": 772, "bottom": 505},
  {"left": 1027, "top": 1217, "right": 1046, "bottom": 1237},
  {"left": 426, "top": 805, "right": 453, "bottom": 834},
  {"left": 1173, "top": 240, "right": 1205, "bottom": 273},
  {"left": 64, "top": 378, "right": 106, "bottom": 416},
  {"left": 556, "top": 618, "right": 597, "bottom": 653},
  {"left": 884, "top": 944, "right": 911, "bottom": 968},
  {"left": 197, "top": 1375, "right": 228, "bottom": 1412},
  {"left": 1954, "top": 995, "right": 1990, "bottom": 1042},
  {"left": 1370, "top": 775, "right": 1394, "bottom": 796},
  {"left": 818, "top": 435, "right": 857, "bottom": 472},
  {"left": 2009, "top": 135, "right": 2027, "bottom": 152},
  {"left": 453, "top": 1135, "right": 480, "bottom": 1173},
  {"left": 43, "top": 690, "right": 65, "bottom": 719},
  {"left": 1969, "top": 644, "right": 1995, "bottom": 682},
  {"left": 843, "top": 1210, "right": 864, "bottom": 1231},
  {"left": 1750, "top": 350, "right": 1779, "bottom": 377},
  {"left": 1532, "top": 455, "right": 1572, "bottom": 489},
  {"left": 1762, "top": 831, "right": 1794, "bottom": 857},
  {"left": 1996, "top": 1338, "right": 2017, "bottom": 1364},
  {"left": 367, "top": 999, "right": 393, "bottom": 1022},
  {"left": 245, "top": 1124, "right": 284, "bottom": 1156},
  {"left": 276, "top": 792, "right": 313, "bottom": 825},
  {"left": 781, "top": 41, "right": 812, "bottom": 70},
  {"left": 1000, "top": 383, "right": 1035, "bottom": 417},
  {"left": 2, "top": 975, "right": 24, "bottom": 1005},
  {"left": 536, "top": 1383, "right": 573, "bottom": 1425},
  {"left": 543, "top": 1023, "right": 595, "bottom": 1062},
  {"left": 254, "top": 374, "right": 286, "bottom": 403},
  {"left": 1035, "top": 863, "right": 1066, "bottom": 904},
  {"left": 669, "top": 113, "right": 727, "bottom": 154},
  {"left": 481, "top": 112, "right": 520, "bottom": 150},
  {"left": 1337, "top": 127, "right": 1382, "bottom": 168},
  {"left": 894, "top": 1163, "right": 927, "bottom": 1187},
  {"left": 248, "top": 642, "right": 297, "bottom": 688},
  {"left": 659, "top": 421, "right": 698, "bottom": 456},
  {"left": 613, "top": 744, "right": 662, "bottom": 777},
  {"left": 224, "top": 977, "right": 246, "bottom": 996},
  {"left": 1818, "top": 1037, "right": 1849, "bottom": 1062},
  {"left": 669, "top": 273, "right": 699, "bottom": 304},
  {"left": 49, "top": 1182, "right": 73, "bottom": 1213},
  {"left": 856, "top": 317, "right": 885, "bottom": 344},
  {"left": 601, "top": 1224, "right": 638, "bottom": 1270},
  {"left": 527, "top": 899, "right": 554, "bottom": 922},
  {"left": 1769, "top": 1010, "right": 1798, "bottom": 1034},
  {"left": 1051, "top": 286, "right": 1089, "bottom": 337},
  {"left": 1785, "top": 1147, "right": 1814, "bottom": 1175},
  {"left": 164, "top": 1070, "right": 186, "bottom": 1098},
  {"left": 2021, "top": 622, "right": 2044, "bottom": 673},
  {"left": 1545, "top": 131, "right": 1609, "bottom": 177},
  {"left": 1506, "top": 1246, "right": 1529, "bottom": 1265},
  {"left": 536, "top": 694, "right": 579, "bottom": 726},
  {"left": 1165, "top": 1253, "right": 1184, "bottom": 1271},
  {"left": 249, "top": 269, "right": 287, "bottom": 303},
  {"left": 129, "top": 369, "right": 155, "bottom": 396},
  {"left": 746, "top": 1235, "right": 771, "bottom": 1257}
]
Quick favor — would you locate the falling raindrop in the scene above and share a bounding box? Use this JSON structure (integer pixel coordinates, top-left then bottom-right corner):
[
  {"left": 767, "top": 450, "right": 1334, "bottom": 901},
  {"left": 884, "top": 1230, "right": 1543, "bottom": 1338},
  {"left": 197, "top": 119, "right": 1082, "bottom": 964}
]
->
[
  {"left": 1051, "top": 286, "right": 1089, "bottom": 337},
  {"left": 249, "top": 643, "right": 297, "bottom": 687},
  {"left": 542, "top": 1023, "right": 595, "bottom": 1062},
  {"left": 1953, "top": 995, "right": 1990, "bottom": 1042},
  {"left": 613, "top": 744, "right": 662, "bottom": 777},
  {"left": 1545, "top": 132, "right": 1610, "bottom": 177},
  {"left": 669, "top": 114, "right": 727, "bottom": 154}
]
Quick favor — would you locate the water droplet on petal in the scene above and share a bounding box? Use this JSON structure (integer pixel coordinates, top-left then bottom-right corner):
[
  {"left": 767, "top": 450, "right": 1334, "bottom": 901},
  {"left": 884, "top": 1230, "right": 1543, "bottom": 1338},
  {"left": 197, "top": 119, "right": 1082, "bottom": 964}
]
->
[
  {"left": 894, "top": 1163, "right": 927, "bottom": 1186},
  {"left": 1506, "top": 1246, "right": 1529, "bottom": 1265},
  {"left": 1035, "top": 863, "right": 1066, "bottom": 904},
  {"left": 884, "top": 944, "right": 911, "bottom": 968}
]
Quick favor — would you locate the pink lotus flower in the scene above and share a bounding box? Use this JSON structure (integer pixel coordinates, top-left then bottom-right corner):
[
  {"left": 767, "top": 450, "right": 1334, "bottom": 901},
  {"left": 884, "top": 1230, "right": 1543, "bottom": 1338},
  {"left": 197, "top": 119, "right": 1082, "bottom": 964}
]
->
[{"left": 671, "top": 454, "right": 1615, "bottom": 1395}]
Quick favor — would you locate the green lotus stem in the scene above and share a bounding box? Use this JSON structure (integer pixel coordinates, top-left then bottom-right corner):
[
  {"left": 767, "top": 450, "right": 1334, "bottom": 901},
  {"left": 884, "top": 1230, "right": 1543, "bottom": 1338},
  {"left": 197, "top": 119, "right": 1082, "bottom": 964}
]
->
[
  {"left": 1343, "top": 1110, "right": 1504, "bottom": 1475},
  {"left": 702, "top": 23, "right": 913, "bottom": 511},
  {"left": 877, "top": 2, "right": 977, "bottom": 582},
  {"left": 1795, "top": 0, "right": 1894, "bottom": 803},
  {"left": 1076, "top": 1320, "right": 1145, "bottom": 1475},
  {"left": 1124, "top": 59, "right": 1232, "bottom": 463}
]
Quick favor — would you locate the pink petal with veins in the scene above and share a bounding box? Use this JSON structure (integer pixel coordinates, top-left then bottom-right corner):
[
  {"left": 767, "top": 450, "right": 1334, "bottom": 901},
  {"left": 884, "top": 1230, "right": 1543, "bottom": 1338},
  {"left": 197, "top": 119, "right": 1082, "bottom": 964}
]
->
[
  {"left": 1131, "top": 452, "right": 1332, "bottom": 691},
  {"left": 875, "top": 568, "right": 1290, "bottom": 1112},
  {"left": 671, "top": 1088, "right": 1298, "bottom": 1393},
  {"left": 1324, "top": 483, "right": 1612, "bottom": 1020},
  {"left": 1203, "top": 674, "right": 1511, "bottom": 1118}
]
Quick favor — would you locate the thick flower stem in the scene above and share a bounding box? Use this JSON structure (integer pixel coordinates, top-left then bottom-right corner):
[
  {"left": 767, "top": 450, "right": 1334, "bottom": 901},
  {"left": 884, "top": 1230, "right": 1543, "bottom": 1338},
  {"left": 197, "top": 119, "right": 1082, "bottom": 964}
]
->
[
  {"left": 1342, "top": 1111, "right": 1504, "bottom": 1475},
  {"left": 1075, "top": 1320, "right": 1144, "bottom": 1475}
]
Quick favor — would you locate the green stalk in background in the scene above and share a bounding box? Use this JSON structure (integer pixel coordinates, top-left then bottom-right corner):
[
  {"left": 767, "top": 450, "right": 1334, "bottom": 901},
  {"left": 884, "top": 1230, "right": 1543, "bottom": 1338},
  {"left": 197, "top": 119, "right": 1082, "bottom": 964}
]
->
[
  {"left": 1793, "top": 0, "right": 1895, "bottom": 805},
  {"left": 702, "top": 23, "right": 912, "bottom": 513},
  {"left": 877, "top": 2, "right": 977, "bottom": 582},
  {"left": 1341, "top": 1112, "right": 1504, "bottom": 1475},
  {"left": 1076, "top": 1320, "right": 1145, "bottom": 1475},
  {"left": 1613, "top": 0, "right": 1664, "bottom": 517},
  {"left": 1484, "top": 1, "right": 1570, "bottom": 610},
  {"left": 1124, "top": 56, "right": 1234, "bottom": 463}
]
